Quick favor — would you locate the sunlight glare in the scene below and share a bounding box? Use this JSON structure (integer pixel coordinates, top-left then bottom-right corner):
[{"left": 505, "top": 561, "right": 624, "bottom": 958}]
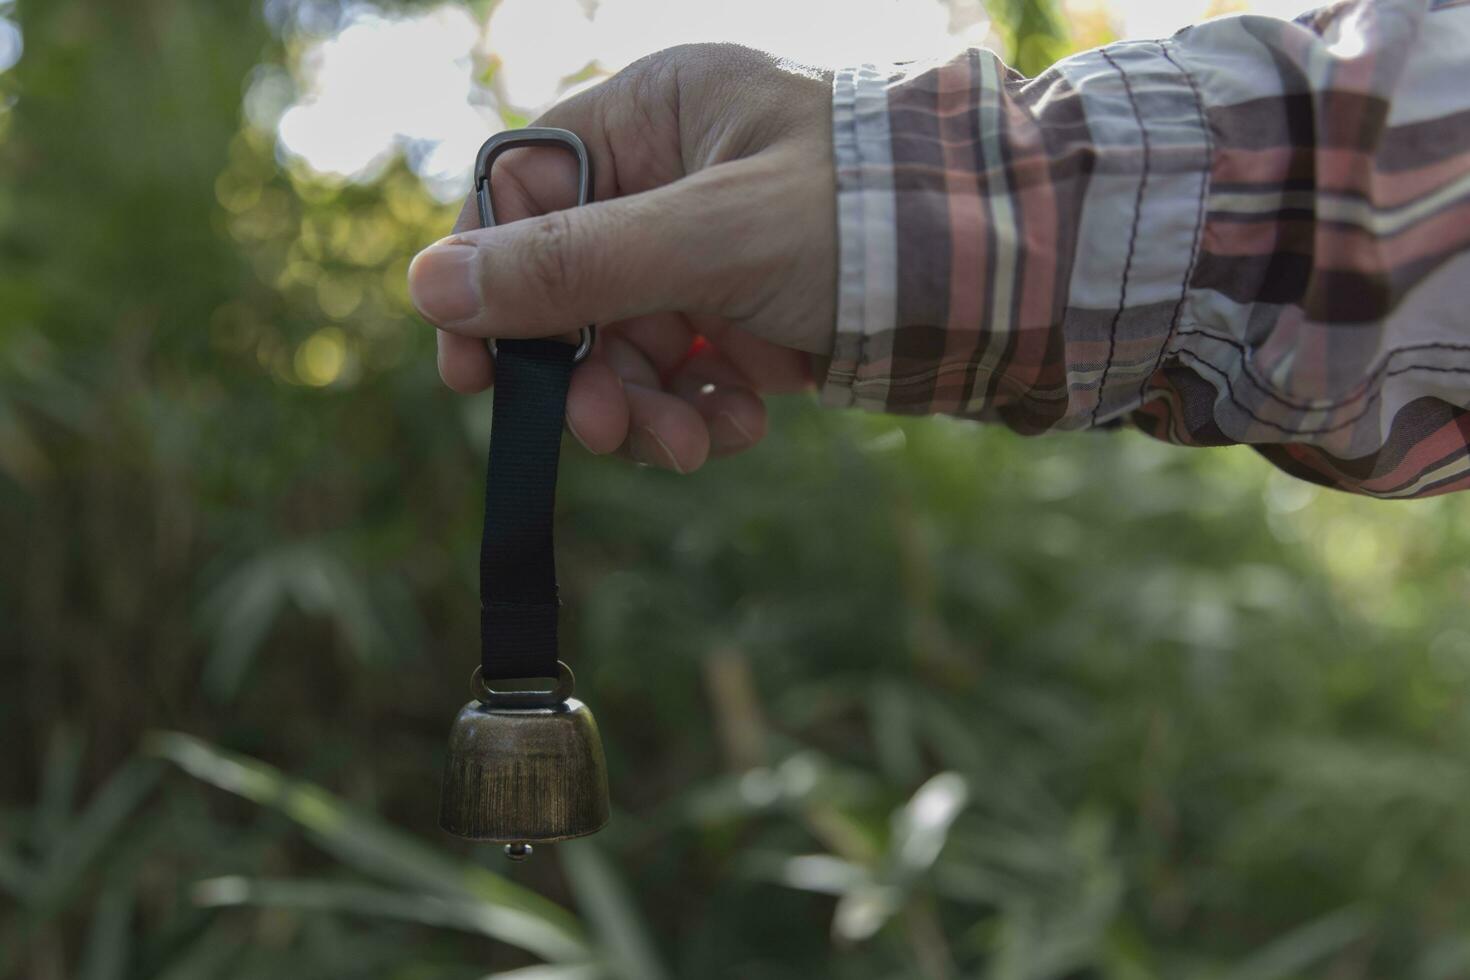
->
[
  {"left": 0, "top": 15, "right": 21, "bottom": 75},
  {"left": 487, "top": 0, "right": 599, "bottom": 108},
  {"left": 271, "top": 0, "right": 1323, "bottom": 198},
  {"left": 589, "top": 0, "right": 962, "bottom": 74},
  {"left": 275, "top": 4, "right": 498, "bottom": 200}
]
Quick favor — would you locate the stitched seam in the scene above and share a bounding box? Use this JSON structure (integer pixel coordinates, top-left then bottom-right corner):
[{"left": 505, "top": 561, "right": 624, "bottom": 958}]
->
[
  {"left": 851, "top": 68, "right": 874, "bottom": 394},
  {"left": 846, "top": 356, "right": 1469, "bottom": 396},
  {"left": 1139, "top": 40, "right": 1212, "bottom": 406},
  {"left": 1170, "top": 327, "right": 1470, "bottom": 411},
  {"left": 1091, "top": 48, "right": 1151, "bottom": 427},
  {"left": 850, "top": 66, "right": 888, "bottom": 398},
  {"left": 830, "top": 351, "right": 1470, "bottom": 439},
  {"left": 829, "top": 65, "right": 868, "bottom": 407},
  {"left": 1173, "top": 347, "right": 1470, "bottom": 436}
]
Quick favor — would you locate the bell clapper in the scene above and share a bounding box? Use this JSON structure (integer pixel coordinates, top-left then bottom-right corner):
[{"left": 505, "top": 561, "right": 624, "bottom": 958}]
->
[{"left": 504, "top": 843, "right": 533, "bottom": 861}]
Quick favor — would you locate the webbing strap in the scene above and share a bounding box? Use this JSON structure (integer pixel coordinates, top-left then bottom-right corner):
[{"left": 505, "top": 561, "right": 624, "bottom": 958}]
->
[
  {"left": 472, "top": 127, "right": 592, "bottom": 683},
  {"left": 478, "top": 339, "right": 575, "bottom": 681}
]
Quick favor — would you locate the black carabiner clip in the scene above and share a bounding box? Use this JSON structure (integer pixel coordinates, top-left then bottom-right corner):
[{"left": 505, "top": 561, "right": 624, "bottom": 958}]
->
[{"left": 474, "top": 127, "right": 595, "bottom": 363}]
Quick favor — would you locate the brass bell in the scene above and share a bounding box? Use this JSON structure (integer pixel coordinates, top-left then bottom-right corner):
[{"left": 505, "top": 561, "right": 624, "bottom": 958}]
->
[{"left": 439, "top": 661, "right": 610, "bottom": 845}]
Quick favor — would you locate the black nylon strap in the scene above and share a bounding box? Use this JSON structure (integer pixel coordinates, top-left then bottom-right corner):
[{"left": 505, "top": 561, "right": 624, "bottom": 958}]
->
[
  {"left": 472, "top": 127, "right": 592, "bottom": 685},
  {"left": 479, "top": 338, "right": 576, "bottom": 681}
]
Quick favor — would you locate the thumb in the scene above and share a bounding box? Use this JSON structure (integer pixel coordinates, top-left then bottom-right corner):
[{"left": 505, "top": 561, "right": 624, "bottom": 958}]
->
[{"left": 408, "top": 168, "right": 756, "bottom": 339}]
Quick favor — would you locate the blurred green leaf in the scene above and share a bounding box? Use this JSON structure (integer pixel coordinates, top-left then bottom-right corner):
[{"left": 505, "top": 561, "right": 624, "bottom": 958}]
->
[
  {"left": 35, "top": 725, "right": 83, "bottom": 849},
  {"left": 30, "top": 759, "right": 162, "bottom": 916},
  {"left": 78, "top": 875, "right": 134, "bottom": 980},
  {"left": 148, "top": 732, "right": 585, "bottom": 949},
  {"left": 1217, "top": 907, "right": 1369, "bottom": 980},
  {"left": 889, "top": 772, "right": 968, "bottom": 878},
  {"left": 192, "top": 875, "right": 587, "bottom": 963},
  {"left": 833, "top": 883, "right": 903, "bottom": 943},
  {"left": 197, "top": 544, "right": 394, "bottom": 700},
  {"left": 559, "top": 840, "right": 668, "bottom": 980},
  {"left": 484, "top": 965, "right": 604, "bottom": 980}
]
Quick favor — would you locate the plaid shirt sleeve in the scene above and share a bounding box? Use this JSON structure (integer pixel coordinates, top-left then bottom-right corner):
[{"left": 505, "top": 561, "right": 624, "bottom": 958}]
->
[{"left": 821, "top": 0, "right": 1470, "bottom": 498}]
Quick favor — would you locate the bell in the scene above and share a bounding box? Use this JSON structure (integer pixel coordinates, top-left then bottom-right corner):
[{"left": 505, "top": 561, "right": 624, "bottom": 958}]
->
[{"left": 439, "top": 662, "right": 610, "bottom": 844}]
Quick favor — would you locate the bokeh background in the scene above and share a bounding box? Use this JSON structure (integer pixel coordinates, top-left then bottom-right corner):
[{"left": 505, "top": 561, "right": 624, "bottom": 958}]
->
[{"left": 5, "top": 0, "right": 1470, "bottom": 977}]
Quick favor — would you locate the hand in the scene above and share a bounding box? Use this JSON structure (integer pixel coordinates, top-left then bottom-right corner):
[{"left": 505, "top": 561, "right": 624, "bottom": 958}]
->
[{"left": 408, "top": 44, "right": 835, "bottom": 473}]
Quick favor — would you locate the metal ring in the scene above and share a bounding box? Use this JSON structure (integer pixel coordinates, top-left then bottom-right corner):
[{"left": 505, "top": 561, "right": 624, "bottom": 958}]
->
[
  {"left": 471, "top": 661, "right": 575, "bottom": 709},
  {"left": 485, "top": 327, "right": 595, "bottom": 365},
  {"left": 475, "top": 128, "right": 596, "bottom": 371}
]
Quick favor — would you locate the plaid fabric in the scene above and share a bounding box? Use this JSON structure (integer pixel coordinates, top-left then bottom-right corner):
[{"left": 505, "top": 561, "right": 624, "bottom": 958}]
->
[{"left": 823, "top": 0, "right": 1470, "bottom": 498}]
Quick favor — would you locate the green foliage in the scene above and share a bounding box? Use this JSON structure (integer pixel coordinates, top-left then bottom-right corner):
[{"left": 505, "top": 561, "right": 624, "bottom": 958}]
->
[
  {"left": 991, "top": 0, "right": 1071, "bottom": 75},
  {"left": 5, "top": 1, "right": 1470, "bottom": 979}
]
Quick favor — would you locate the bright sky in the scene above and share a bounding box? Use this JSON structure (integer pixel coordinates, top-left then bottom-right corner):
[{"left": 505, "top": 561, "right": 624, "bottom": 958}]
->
[
  {"left": 0, "top": 0, "right": 21, "bottom": 76},
  {"left": 270, "top": 0, "right": 1320, "bottom": 199}
]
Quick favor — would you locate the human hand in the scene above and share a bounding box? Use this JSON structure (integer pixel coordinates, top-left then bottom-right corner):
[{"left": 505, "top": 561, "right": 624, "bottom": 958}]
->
[{"left": 407, "top": 44, "right": 835, "bottom": 473}]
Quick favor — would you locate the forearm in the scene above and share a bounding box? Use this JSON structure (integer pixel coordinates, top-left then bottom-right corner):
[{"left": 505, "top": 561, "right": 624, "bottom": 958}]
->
[{"left": 823, "top": 0, "right": 1470, "bottom": 497}]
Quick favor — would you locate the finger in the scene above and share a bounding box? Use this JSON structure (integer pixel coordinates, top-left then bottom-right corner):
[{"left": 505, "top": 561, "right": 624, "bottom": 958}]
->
[
  {"left": 598, "top": 334, "right": 662, "bottom": 389},
  {"left": 533, "top": 65, "right": 682, "bottom": 196},
  {"left": 484, "top": 145, "right": 583, "bottom": 223},
  {"left": 565, "top": 359, "right": 629, "bottom": 456},
  {"left": 693, "top": 316, "right": 812, "bottom": 394},
  {"left": 606, "top": 313, "right": 696, "bottom": 381},
  {"left": 622, "top": 381, "right": 710, "bottom": 474},
  {"left": 438, "top": 331, "right": 494, "bottom": 393},
  {"left": 665, "top": 348, "right": 768, "bottom": 457},
  {"left": 409, "top": 166, "right": 757, "bottom": 339},
  {"left": 600, "top": 325, "right": 767, "bottom": 461},
  {"left": 594, "top": 334, "right": 709, "bottom": 473},
  {"left": 475, "top": 73, "right": 655, "bottom": 225}
]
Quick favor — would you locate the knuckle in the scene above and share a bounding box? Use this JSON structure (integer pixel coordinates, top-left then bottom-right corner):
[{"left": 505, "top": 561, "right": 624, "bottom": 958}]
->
[
  {"left": 626, "top": 43, "right": 755, "bottom": 89},
  {"left": 659, "top": 42, "right": 755, "bottom": 68}
]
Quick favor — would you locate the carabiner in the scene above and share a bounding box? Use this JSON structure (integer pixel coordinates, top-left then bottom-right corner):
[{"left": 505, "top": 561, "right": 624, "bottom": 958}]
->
[{"left": 474, "top": 127, "right": 596, "bottom": 364}]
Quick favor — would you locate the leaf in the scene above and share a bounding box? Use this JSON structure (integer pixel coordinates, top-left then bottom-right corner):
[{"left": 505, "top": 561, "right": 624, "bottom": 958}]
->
[
  {"left": 868, "top": 682, "right": 923, "bottom": 786},
  {"left": 484, "top": 966, "right": 604, "bottom": 980},
  {"left": 77, "top": 875, "right": 134, "bottom": 980},
  {"left": 1417, "top": 935, "right": 1470, "bottom": 980},
  {"left": 149, "top": 924, "right": 248, "bottom": 980},
  {"left": 832, "top": 883, "right": 902, "bottom": 943},
  {"left": 559, "top": 840, "right": 668, "bottom": 980},
  {"left": 147, "top": 731, "right": 586, "bottom": 950},
  {"left": 1218, "top": 907, "right": 1370, "bottom": 980},
  {"left": 197, "top": 545, "right": 393, "bottom": 700},
  {"left": 197, "top": 553, "right": 289, "bottom": 699},
  {"left": 0, "top": 761, "right": 156, "bottom": 978},
  {"left": 30, "top": 758, "right": 162, "bottom": 916},
  {"left": 35, "top": 725, "right": 84, "bottom": 850},
  {"left": 890, "top": 772, "right": 969, "bottom": 877},
  {"left": 754, "top": 853, "right": 870, "bottom": 897},
  {"left": 193, "top": 876, "right": 586, "bottom": 963}
]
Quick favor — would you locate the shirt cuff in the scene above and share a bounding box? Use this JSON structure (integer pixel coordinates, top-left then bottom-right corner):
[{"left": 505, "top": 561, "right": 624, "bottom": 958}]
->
[{"left": 821, "top": 44, "right": 1211, "bottom": 431}]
